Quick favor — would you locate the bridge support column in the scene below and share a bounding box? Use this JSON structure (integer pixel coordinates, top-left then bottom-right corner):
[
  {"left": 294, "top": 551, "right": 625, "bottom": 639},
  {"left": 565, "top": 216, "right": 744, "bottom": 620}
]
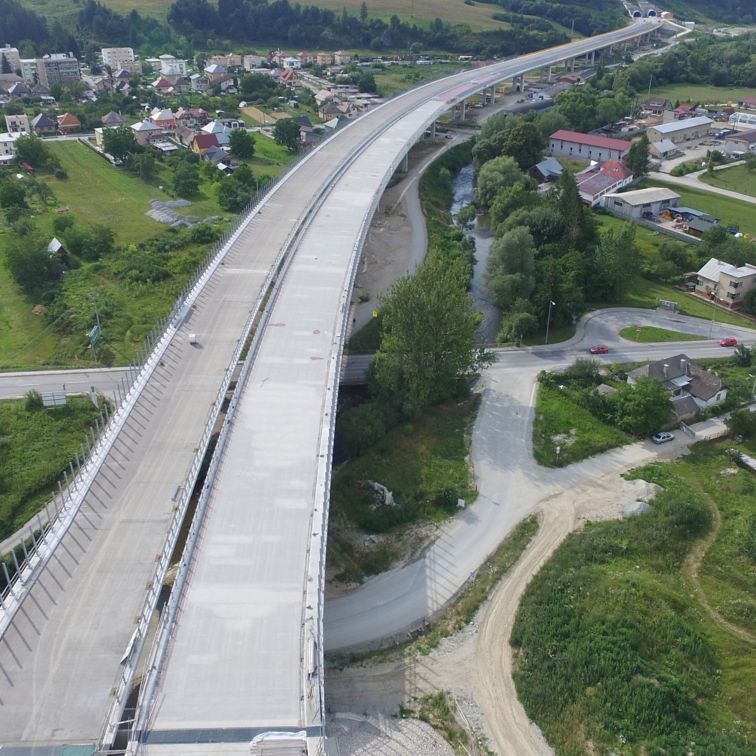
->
[
  {"left": 514, "top": 74, "right": 525, "bottom": 93},
  {"left": 430, "top": 120, "right": 436, "bottom": 138},
  {"left": 460, "top": 99, "right": 466, "bottom": 121},
  {"left": 400, "top": 152, "right": 409, "bottom": 172},
  {"left": 569, "top": 57, "right": 575, "bottom": 71},
  {"left": 547, "top": 65, "right": 553, "bottom": 83},
  {"left": 590, "top": 50, "right": 595, "bottom": 66},
  {"left": 490, "top": 85, "right": 497, "bottom": 104}
]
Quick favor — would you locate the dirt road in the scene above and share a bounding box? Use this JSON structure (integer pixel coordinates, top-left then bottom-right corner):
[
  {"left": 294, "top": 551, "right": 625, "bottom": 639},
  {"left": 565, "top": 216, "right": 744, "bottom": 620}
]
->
[{"left": 473, "top": 476, "right": 660, "bottom": 755}]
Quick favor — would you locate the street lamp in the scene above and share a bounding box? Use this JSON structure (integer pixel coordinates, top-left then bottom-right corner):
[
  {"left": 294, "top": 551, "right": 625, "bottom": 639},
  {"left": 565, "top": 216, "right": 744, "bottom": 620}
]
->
[{"left": 545, "top": 299, "right": 556, "bottom": 344}]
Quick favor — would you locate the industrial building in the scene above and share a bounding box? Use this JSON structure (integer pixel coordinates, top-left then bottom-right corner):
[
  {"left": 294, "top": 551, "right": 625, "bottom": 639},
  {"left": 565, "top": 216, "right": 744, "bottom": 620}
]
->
[
  {"left": 646, "top": 116, "right": 713, "bottom": 143},
  {"left": 601, "top": 187, "right": 680, "bottom": 219}
]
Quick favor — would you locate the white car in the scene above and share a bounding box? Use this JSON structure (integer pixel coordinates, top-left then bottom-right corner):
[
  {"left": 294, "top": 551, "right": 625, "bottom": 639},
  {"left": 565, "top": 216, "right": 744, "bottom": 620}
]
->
[{"left": 652, "top": 432, "right": 675, "bottom": 445}]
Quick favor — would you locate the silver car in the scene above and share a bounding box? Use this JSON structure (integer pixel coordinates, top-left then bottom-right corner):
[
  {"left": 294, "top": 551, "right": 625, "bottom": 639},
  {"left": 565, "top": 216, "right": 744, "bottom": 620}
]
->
[{"left": 652, "top": 432, "right": 675, "bottom": 444}]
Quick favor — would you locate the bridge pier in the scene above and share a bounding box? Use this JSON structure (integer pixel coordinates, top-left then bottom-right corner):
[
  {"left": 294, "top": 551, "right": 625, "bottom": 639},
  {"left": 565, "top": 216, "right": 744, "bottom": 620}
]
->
[
  {"left": 460, "top": 98, "right": 467, "bottom": 121},
  {"left": 490, "top": 84, "right": 497, "bottom": 104},
  {"left": 513, "top": 74, "right": 525, "bottom": 92},
  {"left": 569, "top": 57, "right": 576, "bottom": 71},
  {"left": 430, "top": 120, "right": 436, "bottom": 138},
  {"left": 400, "top": 152, "right": 409, "bottom": 172},
  {"left": 547, "top": 64, "right": 553, "bottom": 82}
]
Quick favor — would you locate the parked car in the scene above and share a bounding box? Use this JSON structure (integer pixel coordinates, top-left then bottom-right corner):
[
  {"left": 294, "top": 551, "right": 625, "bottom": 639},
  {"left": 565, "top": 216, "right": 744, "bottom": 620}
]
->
[
  {"left": 719, "top": 336, "right": 738, "bottom": 347},
  {"left": 589, "top": 345, "right": 609, "bottom": 354},
  {"left": 652, "top": 431, "right": 675, "bottom": 444}
]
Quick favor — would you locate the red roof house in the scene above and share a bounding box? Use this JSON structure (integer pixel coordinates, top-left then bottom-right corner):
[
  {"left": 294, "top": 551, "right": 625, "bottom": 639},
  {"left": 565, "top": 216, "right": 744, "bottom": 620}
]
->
[
  {"left": 56, "top": 112, "right": 81, "bottom": 134},
  {"left": 191, "top": 132, "right": 220, "bottom": 155}
]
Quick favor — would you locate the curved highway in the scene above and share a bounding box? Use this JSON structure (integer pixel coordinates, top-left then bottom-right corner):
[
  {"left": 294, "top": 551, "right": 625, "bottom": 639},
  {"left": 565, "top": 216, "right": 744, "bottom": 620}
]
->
[{"left": 0, "top": 19, "right": 659, "bottom": 755}]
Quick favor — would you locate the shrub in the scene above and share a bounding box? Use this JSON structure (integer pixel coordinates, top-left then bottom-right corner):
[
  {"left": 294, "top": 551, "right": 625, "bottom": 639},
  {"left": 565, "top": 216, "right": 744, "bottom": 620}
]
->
[
  {"left": 25, "top": 390, "right": 43, "bottom": 412},
  {"left": 339, "top": 402, "right": 386, "bottom": 457}
]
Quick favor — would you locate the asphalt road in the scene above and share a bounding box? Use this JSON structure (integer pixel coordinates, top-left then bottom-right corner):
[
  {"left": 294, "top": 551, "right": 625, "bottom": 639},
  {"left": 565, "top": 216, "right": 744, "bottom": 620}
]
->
[
  {"left": 323, "top": 308, "right": 755, "bottom": 650},
  {"left": 648, "top": 170, "right": 756, "bottom": 206},
  {"left": 0, "top": 367, "right": 129, "bottom": 400}
]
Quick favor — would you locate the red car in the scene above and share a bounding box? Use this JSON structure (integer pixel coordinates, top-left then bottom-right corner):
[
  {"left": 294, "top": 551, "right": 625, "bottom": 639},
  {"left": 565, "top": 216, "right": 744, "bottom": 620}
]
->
[
  {"left": 719, "top": 337, "right": 738, "bottom": 347},
  {"left": 589, "top": 345, "right": 609, "bottom": 354}
]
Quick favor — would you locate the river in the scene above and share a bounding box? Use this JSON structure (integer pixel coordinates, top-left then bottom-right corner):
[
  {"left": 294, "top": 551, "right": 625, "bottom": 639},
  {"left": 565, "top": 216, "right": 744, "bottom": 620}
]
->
[{"left": 450, "top": 164, "right": 500, "bottom": 344}]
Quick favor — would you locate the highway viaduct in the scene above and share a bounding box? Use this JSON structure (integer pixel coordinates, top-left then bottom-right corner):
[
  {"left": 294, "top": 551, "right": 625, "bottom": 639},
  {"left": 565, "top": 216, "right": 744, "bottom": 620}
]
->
[{"left": 0, "top": 19, "right": 659, "bottom": 756}]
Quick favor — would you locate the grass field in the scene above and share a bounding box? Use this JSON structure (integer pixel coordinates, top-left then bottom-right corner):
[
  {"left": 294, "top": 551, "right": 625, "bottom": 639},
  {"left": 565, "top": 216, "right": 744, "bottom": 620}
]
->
[
  {"left": 374, "top": 62, "right": 469, "bottom": 97},
  {"left": 700, "top": 163, "right": 756, "bottom": 202},
  {"left": 0, "top": 395, "right": 103, "bottom": 541},
  {"left": 44, "top": 142, "right": 194, "bottom": 243},
  {"left": 642, "top": 178, "right": 756, "bottom": 238},
  {"left": 512, "top": 439, "right": 756, "bottom": 754},
  {"left": 329, "top": 395, "right": 479, "bottom": 580},
  {"left": 649, "top": 83, "right": 756, "bottom": 106},
  {"left": 619, "top": 325, "right": 706, "bottom": 343},
  {"left": 533, "top": 382, "right": 632, "bottom": 467}
]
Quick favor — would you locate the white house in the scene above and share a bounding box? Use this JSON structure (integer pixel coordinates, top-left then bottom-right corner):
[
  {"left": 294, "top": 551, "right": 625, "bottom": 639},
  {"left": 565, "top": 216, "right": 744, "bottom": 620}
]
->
[{"left": 0, "top": 132, "right": 19, "bottom": 163}]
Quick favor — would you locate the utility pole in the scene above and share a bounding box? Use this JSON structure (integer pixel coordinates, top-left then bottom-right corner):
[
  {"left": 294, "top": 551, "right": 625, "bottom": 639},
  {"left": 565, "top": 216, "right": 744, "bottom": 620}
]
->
[{"left": 545, "top": 300, "right": 556, "bottom": 344}]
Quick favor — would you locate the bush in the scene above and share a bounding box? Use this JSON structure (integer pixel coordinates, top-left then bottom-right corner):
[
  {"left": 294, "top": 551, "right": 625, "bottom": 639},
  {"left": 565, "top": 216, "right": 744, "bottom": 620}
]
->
[
  {"left": 338, "top": 402, "right": 386, "bottom": 457},
  {"left": 24, "top": 390, "right": 43, "bottom": 412}
]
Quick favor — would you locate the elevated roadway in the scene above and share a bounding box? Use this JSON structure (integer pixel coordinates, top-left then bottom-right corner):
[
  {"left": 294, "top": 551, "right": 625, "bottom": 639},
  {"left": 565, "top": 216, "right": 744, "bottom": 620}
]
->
[
  {"left": 126, "top": 19, "right": 660, "bottom": 756},
  {"left": 0, "top": 20, "right": 658, "bottom": 756}
]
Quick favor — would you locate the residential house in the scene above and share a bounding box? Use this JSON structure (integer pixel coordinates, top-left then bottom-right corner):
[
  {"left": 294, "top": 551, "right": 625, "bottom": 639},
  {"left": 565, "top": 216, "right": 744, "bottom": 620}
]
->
[
  {"left": 316, "top": 52, "right": 333, "bottom": 66},
  {"left": 673, "top": 102, "right": 696, "bottom": 119},
  {"left": 152, "top": 76, "right": 174, "bottom": 95},
  {"left": 282, "top": 56, "right": 300, "bottom": 70},
  {"left": 150, "top": 107, "right": 176, "bottom": 131},
  {"left": 189, "top": 73, "right": 211, "bottom": 93},
  {"left": 174, "top": 125, "right": 198, "bottom": 147},
  {"left": 530, "top": 156, "right": 563, "bottom": 183},
  {"left": 297, "top": 51, "right": 314, "bottom": 66},
  {"left": 0, "top": 132, "right": 19, "bottom": 163},
  {"left": 20, "top": 59, "right": 37, "bottom": 84},
  {"left": 280, "top": 68, "right": 298, "bottom": 87},
  {"left": 739, "top": 96, "right": 756, "bottom": 110},
  {"left": 159, "top": 55, "right": 187, "bottom": 76},
  {"left": 7, "top": 82, "right": 30, "bottom": 100},
  {"left": 224, "top": 53, "right": 243, "bottom": 68},
  {"left": 5, "top": 113, "right": 30, "bottom": 134},
  {"left": 130, "top": 118, "right": 162, "bottom": 145},
  {"left": 31, "top": 112, "right": 57, "bottom": 135},
  {"left": 334, "top": 50, "right": 353, "bottom": 65},
  {"left": 176, "top": 107, "right": 210, "bottom": 129},
  {"left": 628, "top": 354, "right": 727, "bottom": 420},
  {"left": 202, "top": 145, "right": 231, "bottom": 166},
  {"left": 101, "top": 47, "right": 136, "bottom": 73},
  {"left": 192, "top": 133, "right": 220, "bottom": 155},
  {"left": 601, "top": 187, "right": 680, "bottom": 219},
  {"left": 549, "top": 129, "right": 631, "bottom": 162},
  {"left": 269, "top": 49, "right": 286, "bottom": 66},
  {"left": 47, "top": 237, "right": 66, "bottom": 257},
  {"left": 314, "top": 88, "right": 333, "bottom": 106},
  {"left": 57, "top": 112, "right": 81, "bottom": 134},
  {"left": 204, "top": 63, "right": 227, "bottom": 80},
  {"left": 575, "top": 159, "right": 634, "bottom": 206},
  {"left": 643, "top": 97, "right": 671, "bottom": 115},
  {"left": 647, "top": 117, "right": 713, "bottom": 144},
  {"left": 201, "top": 120, "right": 232, "bottom": 145},
  {"left": 243, "top": 54, "right": 267, "bottom": 70},
  {"left": 319, "top": 101, "right": 343, "bottom": 120},
  {"left": 101, "top": 111, "right": 125, "bottom": 128},
  {"left": 723, "top": 129, "right": 756, "bottom": 156},
  {"left": 695, "top": 257, "right": 756, "bottom": 309}
]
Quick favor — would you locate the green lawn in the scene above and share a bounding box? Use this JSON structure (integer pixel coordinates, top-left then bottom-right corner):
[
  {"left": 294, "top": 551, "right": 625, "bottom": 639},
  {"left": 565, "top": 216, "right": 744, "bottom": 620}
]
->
[
  {"left": 619, "top": 325, "right": 706, "bottom": 343},
  {"left": 533, "top": 382, "right": 632, "bottom": 467},
  {"left": 0, "top": 395, "right": 103, "bottom": 541},
  {"left": 700, "top": 163, "right": 756, "bottom": 202},
  {"left": 649, "top": 83, "right": 756, "bottom": 106},
  {"left": 511, "top": 440, "right": 756, "bottom": 754},
  {"left": 640, "top": 178, "right": 756, "bottom": 238}
]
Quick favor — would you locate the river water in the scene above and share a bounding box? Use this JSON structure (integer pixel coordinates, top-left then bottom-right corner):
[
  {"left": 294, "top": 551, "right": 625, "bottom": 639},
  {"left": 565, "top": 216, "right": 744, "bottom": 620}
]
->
[{"left": 450, "top": 164, "right": 500, "bottom": 344}]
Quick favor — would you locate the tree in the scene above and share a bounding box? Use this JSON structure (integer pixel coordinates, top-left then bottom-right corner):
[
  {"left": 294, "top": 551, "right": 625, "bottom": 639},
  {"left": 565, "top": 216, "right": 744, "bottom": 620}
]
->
[
  {"left": 591, "top": 224, "right": 639, "bottom": 301},
  {"left": 726, "top": 408, "right": 756, "bottom": 439},
  {"left": 130, "top": 151, "right": 156, "bottom": 181},
  {"left": 13, "top": 134, "right": 51, "bottom": 169},
  {"left": 102, "top": 126, "right": 138, "bottom": 161},
  {"left": 626, "top": 135, "right": 650, "bottom": 178},
  {"left": 556, "top": 170, "right": 594, "bottom": 251},
  {"left": 357, "top": 72, "right": 377, "bottom": 93},
  {"left": 5, "top": 233, "right": 60, "bottom": 294},
  {"left": 339, "top": 401, "right": 386, "bottom": 457},
  {"left": 475, "top": 155, "right": 530, "bottom": 209},
  {"left": 503, "top": 121, "right": 545, "bottom": 171},
  {"left": 273, "top": 118, "right": 301, "bottom": 152},
  {"left": 173, "top": 163, "right": 200, "bottom": 198},
  {"left": 611, "top": 377, "right": 671, "bottom": 437},
  {"left": 485, "top": 226, "right": 536, "bottom": 308},
  {"left": 0, "top": 179, "right": 27, "bottom": 210},
  {"left": 218, "top": 176, "right": 253, "bottom": 212},
  {"left": 229, "top": 128, "right": 255, "bottom": 159},
  {"left": 372, "top": 254, "right": 486, "bottom": 418}
]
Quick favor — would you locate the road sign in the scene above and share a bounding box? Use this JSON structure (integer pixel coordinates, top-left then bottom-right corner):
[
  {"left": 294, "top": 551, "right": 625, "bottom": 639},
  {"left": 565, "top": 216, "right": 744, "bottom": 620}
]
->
[{"left": 89, "top": 325, "right": 102, "bottom": 346}]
